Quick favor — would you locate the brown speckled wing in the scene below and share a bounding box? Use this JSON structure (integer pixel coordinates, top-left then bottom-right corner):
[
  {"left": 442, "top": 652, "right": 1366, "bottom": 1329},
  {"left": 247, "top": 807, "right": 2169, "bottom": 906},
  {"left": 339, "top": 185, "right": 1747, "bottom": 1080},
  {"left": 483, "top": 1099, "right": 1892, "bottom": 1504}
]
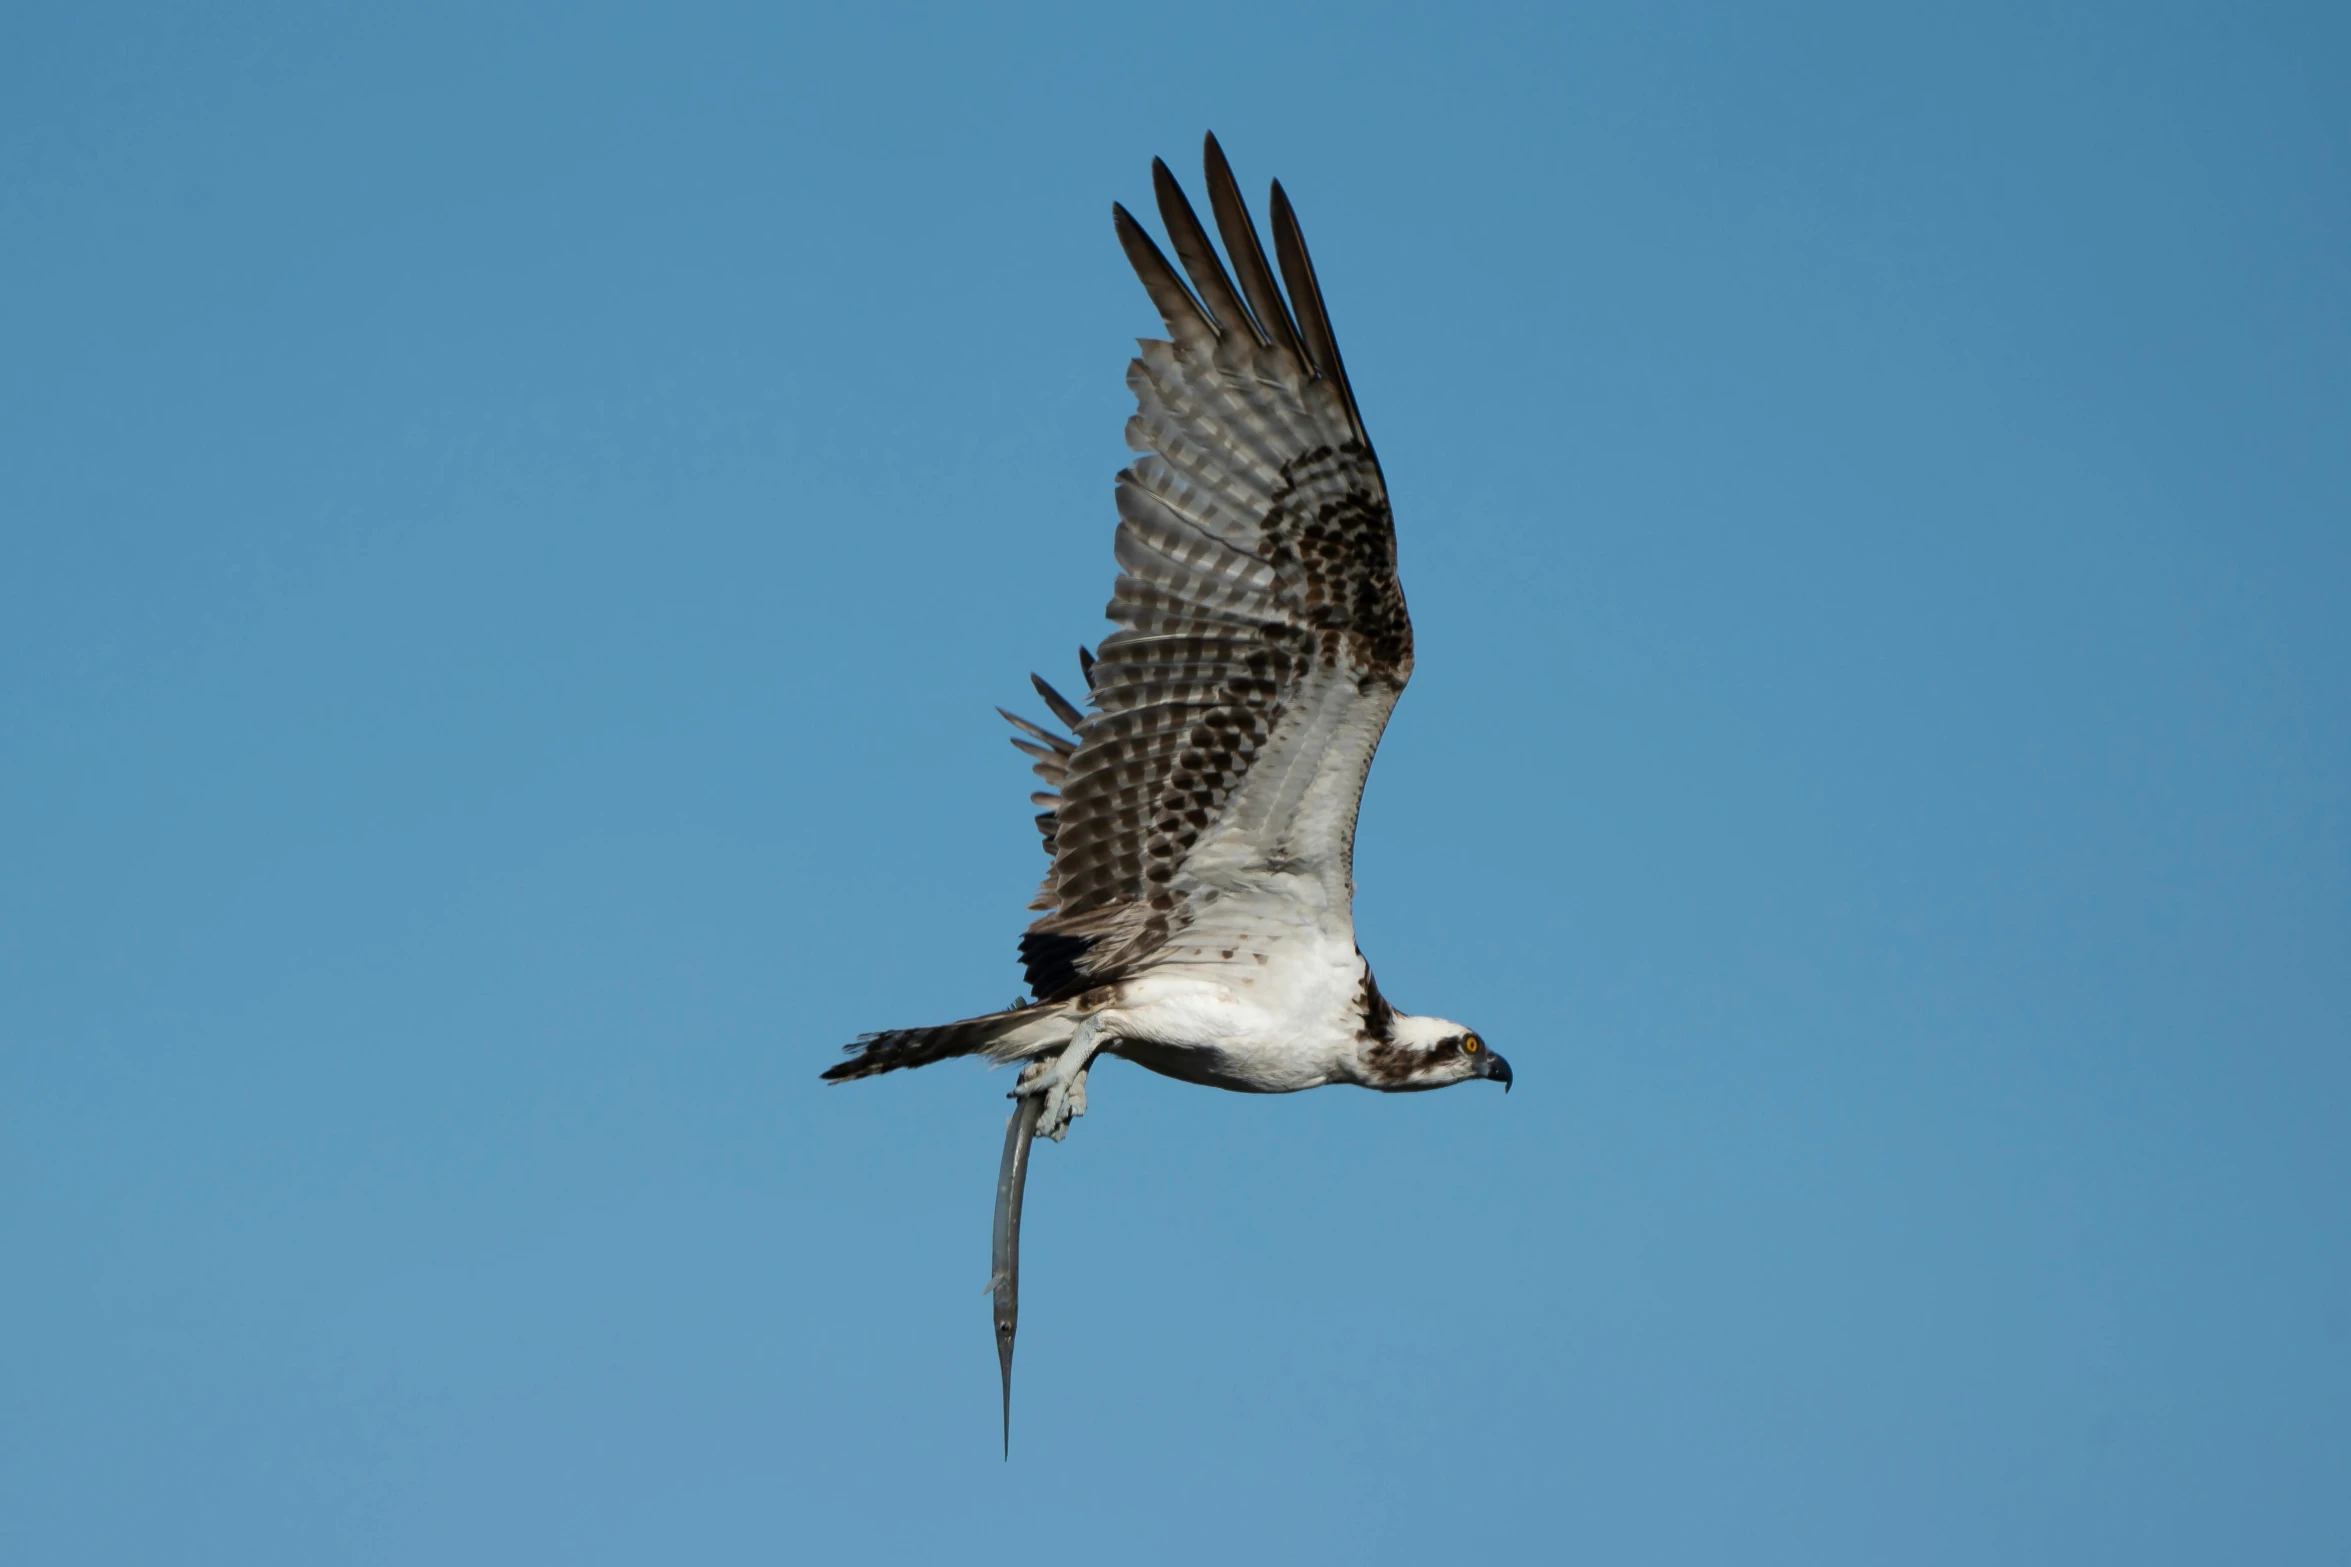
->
[{"left": 1008, "top": 136, "right": 1412, "bottom": 1002}]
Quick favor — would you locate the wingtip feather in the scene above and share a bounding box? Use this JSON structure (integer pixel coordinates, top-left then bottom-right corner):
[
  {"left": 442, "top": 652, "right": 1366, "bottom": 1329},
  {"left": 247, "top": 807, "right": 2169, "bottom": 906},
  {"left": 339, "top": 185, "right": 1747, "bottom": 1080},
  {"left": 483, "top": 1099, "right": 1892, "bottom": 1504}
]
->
[{"left": 1030, "top": 672, "right": 1087, "bottom": 730}]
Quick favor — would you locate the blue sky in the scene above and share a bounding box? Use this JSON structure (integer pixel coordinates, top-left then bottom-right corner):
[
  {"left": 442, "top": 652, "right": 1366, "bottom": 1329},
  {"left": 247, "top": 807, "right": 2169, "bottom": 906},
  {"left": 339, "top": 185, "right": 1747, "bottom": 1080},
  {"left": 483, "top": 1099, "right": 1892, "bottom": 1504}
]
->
[{"left": 3, "top": 2, "right": 2345, "bottom": 1561}]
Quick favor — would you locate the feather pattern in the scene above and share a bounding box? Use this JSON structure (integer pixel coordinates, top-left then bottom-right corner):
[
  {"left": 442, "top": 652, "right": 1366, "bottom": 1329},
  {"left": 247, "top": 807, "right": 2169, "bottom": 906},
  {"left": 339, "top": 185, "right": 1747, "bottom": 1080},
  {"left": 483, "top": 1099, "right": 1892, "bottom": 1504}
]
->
[{"left": 1013, "top": 134, "right": 1413, "bottom": 1001}]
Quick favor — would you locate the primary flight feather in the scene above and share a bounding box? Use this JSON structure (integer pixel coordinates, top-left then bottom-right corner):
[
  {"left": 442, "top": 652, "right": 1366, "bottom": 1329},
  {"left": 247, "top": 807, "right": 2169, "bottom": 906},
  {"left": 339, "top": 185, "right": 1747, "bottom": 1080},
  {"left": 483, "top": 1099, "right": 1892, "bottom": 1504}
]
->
[{"left": 824, "top": 134, "right": 1507, "bottom": 1452}]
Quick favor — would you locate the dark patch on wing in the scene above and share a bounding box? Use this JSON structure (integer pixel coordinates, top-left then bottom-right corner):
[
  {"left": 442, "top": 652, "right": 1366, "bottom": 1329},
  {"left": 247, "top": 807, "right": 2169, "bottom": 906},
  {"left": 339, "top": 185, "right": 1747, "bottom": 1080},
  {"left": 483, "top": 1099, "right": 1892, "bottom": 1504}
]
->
[
  {"left": 1019, "top": 929, "right": 1093, "bottom": 1001},
  {"left": 1356, "top": 959, "right": 1396, "bottom": 1043},
  {"left": 1263, "top": 445, "right": 1413, "bottom": 681}
]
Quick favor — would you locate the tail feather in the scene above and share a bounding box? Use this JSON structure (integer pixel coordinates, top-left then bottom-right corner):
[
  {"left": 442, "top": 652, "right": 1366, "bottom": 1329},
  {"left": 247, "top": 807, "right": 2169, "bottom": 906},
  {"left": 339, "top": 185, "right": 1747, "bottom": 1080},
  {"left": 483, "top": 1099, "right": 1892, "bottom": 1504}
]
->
[{"left": 822, "top": 1002, "right": 1077, "bottom": 1083}]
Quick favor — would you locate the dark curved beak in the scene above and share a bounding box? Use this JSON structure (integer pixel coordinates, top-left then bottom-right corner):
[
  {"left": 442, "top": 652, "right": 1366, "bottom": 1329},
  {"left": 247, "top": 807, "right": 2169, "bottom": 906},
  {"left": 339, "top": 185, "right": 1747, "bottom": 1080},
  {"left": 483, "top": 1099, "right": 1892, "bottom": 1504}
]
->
[{"left": 1484, "top": 1051, "right": 1512, "bottom": 1092}]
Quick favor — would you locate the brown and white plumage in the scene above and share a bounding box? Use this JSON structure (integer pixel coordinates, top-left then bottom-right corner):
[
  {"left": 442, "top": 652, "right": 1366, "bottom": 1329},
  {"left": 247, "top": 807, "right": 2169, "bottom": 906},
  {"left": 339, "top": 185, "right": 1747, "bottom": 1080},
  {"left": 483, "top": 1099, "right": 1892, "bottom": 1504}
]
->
[{"left": 821, "top": 136, "right": 1507, "bottom": 1451}]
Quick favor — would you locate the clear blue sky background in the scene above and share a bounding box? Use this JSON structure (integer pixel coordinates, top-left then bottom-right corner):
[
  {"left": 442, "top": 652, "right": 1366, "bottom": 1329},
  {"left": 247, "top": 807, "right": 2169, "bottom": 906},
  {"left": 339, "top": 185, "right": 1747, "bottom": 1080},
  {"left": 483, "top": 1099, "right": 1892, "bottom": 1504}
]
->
[{"left": 4, "top": 3, "right": 2345, "bottom": 1562}]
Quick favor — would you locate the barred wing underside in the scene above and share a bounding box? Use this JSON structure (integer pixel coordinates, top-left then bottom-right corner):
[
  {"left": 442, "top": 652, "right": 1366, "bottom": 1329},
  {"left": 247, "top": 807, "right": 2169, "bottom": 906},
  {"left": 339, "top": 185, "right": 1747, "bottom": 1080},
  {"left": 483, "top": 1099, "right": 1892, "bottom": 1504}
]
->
[{"left": 1013, "top": 136, "right": 1413, "bottom": 1002}]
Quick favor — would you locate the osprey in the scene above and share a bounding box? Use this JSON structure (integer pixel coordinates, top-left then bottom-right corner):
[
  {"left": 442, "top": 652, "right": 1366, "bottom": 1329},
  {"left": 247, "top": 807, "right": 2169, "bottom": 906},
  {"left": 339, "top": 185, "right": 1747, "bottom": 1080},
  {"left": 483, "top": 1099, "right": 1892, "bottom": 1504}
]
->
[{"left": 824, "top": 135, "right": 1508, "bottom": 1452}]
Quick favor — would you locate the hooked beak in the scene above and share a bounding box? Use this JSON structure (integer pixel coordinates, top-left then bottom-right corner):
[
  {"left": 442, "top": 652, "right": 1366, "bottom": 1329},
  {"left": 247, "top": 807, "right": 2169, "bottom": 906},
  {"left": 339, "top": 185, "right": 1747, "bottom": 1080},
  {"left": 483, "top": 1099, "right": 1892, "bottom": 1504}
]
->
[{"left": 1484, "top": 1051, "right": 1512, "bottom": 1092}]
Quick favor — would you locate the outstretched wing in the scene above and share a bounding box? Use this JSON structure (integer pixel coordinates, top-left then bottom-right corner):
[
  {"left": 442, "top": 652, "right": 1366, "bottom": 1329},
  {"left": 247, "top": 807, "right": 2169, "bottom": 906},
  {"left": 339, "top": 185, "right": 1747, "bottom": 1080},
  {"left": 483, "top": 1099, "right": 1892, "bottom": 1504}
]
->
[{"left": 1013, "top": 135, "right": 1413, "bottom": 1003}]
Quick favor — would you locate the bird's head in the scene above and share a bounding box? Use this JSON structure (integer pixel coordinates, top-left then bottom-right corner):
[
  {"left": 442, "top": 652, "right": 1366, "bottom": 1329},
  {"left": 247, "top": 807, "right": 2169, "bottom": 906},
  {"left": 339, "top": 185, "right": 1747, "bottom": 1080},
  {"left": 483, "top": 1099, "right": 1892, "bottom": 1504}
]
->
[{"left": 1356, "top": 1013, "right": 1511, "bottom": 1094}]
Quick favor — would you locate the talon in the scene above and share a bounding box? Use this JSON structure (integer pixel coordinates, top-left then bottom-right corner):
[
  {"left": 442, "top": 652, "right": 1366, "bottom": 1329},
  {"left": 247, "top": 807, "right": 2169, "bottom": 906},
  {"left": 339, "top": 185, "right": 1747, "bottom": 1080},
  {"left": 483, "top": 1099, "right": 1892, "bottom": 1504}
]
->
[{"left": 1018, "top": 1013, "right": 1107, "bottom": 1143}]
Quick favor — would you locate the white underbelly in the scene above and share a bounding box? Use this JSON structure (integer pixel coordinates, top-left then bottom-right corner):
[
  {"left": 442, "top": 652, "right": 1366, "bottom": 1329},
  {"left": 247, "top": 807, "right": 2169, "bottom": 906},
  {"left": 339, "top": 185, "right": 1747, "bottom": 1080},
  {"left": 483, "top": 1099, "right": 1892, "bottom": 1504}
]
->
[{"left": 1100, "top": 958, "right": 1363, "bottom": 1094}]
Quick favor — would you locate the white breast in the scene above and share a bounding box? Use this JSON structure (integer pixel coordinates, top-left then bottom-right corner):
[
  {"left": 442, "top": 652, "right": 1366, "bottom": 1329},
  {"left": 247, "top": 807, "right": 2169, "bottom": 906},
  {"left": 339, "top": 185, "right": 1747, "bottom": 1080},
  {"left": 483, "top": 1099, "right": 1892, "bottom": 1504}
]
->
[{"left": 1104, "top": 929, "right": 1367, "bottom": 1093}]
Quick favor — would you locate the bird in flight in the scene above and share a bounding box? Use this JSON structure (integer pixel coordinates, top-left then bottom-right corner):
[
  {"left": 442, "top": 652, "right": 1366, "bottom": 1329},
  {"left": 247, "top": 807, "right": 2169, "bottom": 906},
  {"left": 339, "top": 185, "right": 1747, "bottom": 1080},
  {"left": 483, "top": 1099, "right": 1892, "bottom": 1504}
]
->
[{"left": 824, "top": 134, "right": 1509, "bottom": 1453}]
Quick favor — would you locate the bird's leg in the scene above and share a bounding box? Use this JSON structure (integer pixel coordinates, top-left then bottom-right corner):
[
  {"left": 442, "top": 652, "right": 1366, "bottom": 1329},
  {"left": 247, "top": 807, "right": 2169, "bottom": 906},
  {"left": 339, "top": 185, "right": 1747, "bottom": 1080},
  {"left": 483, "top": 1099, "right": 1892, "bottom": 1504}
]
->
[
  {"left": 990, "top": 1085, "right": 1041, "bottom": 1459},
  {"left": 1015, "top": 1012, "right": 1105, "bottom": 1143}
]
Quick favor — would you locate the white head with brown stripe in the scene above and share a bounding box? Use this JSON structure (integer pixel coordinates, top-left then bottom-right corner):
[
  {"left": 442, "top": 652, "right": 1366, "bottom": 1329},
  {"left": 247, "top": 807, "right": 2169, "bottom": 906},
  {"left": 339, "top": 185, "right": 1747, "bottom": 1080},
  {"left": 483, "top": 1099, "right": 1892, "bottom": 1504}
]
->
[{"left": 1355, "top": 1011, "right": 1511, "bottom": 1093}]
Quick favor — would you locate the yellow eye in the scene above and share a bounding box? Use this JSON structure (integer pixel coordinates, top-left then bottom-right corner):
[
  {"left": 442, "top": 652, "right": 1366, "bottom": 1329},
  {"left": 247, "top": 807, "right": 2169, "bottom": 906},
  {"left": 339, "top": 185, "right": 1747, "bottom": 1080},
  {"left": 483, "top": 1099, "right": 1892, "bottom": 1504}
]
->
[{"left": 1463, "top": 1035, "right": 1481, "bottom": 1054}]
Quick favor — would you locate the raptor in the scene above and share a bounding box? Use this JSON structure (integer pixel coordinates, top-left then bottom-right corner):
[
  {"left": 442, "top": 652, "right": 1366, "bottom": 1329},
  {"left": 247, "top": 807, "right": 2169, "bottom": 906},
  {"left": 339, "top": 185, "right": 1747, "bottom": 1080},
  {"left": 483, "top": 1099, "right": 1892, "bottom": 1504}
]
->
[{"left": 824, "top": 135, "right": 1509, "bottom": 1452}]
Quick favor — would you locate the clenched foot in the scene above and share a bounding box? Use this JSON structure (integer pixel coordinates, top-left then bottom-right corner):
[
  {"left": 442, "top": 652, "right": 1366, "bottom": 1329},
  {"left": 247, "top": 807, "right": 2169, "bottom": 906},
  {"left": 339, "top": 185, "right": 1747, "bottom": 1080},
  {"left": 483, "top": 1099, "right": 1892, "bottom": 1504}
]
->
[{"left": 1013, "top": 1016, "right": 1105, "bottom": 1142}]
